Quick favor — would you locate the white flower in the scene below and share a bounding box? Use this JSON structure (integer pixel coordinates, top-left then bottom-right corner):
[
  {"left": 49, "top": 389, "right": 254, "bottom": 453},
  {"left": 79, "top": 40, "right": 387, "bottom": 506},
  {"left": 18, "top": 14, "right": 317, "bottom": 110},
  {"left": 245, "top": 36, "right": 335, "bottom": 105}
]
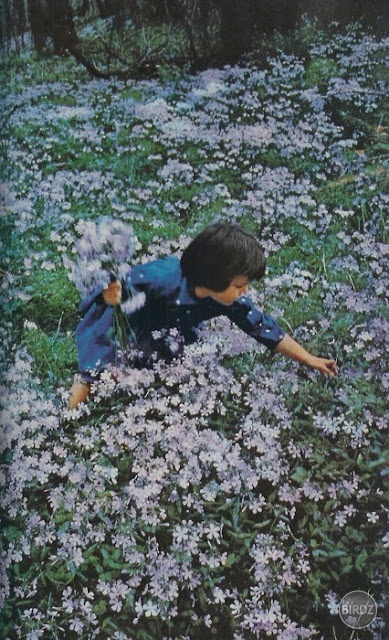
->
[
  {"left": 367, "top": 511, "right": 379, "bottom": 523},
  {"left": 213, "top": 587, "right": 226, "bottom": 604},
  {"left": 328, "top": 601, "right": 339, "bottom": 615},
  {"left": 230, "top": 600, "right": 242, "bottom": 617},
  {"left": 24, "top": 320, "right": 38, "bottom": 330},
  {"left": 205, "top": 522, "right": 222, "bottom": 541},
  {"left": 143, "top": 600, "right": 160, "bottom": 617}
]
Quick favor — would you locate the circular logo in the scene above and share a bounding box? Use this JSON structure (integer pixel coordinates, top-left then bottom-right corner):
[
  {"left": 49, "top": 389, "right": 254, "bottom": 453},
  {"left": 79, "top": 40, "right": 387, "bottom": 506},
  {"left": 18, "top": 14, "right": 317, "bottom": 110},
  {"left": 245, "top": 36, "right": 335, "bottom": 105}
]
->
[{"left": 339, "top": 591, "right": 377, "bottom": 629}]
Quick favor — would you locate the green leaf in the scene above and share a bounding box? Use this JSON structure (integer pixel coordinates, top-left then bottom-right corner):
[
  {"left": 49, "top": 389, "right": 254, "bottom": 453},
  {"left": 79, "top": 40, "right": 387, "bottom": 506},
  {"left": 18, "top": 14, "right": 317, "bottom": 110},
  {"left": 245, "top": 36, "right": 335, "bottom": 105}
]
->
[
  {"left": 225, "top": 553, "right": 237, "bottom": 567},
  {"left": 291, "top": 466, "right": 308, "bottom": 483},
  {"left": 355, "top": 549, "right": 368, "bottom": 572}
]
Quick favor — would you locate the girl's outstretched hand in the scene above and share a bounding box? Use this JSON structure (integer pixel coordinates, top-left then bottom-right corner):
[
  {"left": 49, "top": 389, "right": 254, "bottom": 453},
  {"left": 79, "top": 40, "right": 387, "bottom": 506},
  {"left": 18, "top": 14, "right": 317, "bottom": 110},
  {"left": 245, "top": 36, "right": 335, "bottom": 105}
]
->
[
  {"left": 275, "top": 335, "right": 339, "bottom": 376},
  {"left": 103, "top": 280, "right": 122, "bottom": 305},
  {"left": 306, "top": 356, "right": 339, "bottom": 376}
]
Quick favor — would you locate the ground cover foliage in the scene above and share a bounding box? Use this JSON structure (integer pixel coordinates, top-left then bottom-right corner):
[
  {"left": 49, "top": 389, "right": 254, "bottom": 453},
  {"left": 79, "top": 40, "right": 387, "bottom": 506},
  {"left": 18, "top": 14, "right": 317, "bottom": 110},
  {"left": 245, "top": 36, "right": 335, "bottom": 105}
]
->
[{"left": 0, "top": 20, "right": 388, "bottom": 640}]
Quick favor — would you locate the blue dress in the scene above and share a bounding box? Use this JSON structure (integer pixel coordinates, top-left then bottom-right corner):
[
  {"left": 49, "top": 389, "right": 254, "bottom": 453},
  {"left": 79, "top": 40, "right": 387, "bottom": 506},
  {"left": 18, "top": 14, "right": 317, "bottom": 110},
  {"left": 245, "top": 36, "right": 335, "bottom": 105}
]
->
[{"left": 75, "top": 256, "right": 285, "bottom": 381}]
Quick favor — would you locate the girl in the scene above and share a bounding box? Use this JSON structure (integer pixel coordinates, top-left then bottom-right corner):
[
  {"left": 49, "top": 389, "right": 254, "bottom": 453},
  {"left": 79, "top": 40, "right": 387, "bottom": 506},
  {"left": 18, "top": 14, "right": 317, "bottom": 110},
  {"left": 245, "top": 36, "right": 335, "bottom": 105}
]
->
[{"left": 69, "top": 223, "right": 338, "bottom": 408}]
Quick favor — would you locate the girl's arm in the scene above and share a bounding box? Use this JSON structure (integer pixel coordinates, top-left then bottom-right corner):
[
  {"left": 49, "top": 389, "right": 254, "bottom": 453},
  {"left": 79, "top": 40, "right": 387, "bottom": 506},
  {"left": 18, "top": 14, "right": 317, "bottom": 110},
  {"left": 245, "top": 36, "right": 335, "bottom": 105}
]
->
[{"left": 275, "top": 334, "right": 339, "bottom": 376}]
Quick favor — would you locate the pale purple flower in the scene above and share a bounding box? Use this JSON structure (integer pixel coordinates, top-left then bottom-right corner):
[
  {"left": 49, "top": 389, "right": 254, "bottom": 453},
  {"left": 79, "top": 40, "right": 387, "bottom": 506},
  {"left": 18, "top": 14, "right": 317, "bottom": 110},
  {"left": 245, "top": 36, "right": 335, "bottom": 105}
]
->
[
  {"left": 325, "top": 591, "right": 340, "bottom": 616},
  {"left": 367, "top": 511, "right": 380, "bottom": 523}
]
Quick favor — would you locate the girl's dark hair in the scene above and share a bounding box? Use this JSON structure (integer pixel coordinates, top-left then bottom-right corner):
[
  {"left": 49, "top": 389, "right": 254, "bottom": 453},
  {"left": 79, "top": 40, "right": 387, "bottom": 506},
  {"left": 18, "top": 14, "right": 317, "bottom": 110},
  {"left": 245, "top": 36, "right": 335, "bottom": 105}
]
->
[{"left": 181, "top": 223, "right": 266, "bottom": 291}]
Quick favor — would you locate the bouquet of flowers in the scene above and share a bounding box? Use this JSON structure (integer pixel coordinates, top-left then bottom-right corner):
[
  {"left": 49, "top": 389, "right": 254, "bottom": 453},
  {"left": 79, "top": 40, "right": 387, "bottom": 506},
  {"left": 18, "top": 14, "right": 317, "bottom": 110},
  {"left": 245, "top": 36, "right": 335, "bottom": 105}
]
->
[
  {"left": 63, "top": 217, "right": 140, "bottom": 296},
  {"left": 64, "top": 217, "right": 145, "bottom": 360}
]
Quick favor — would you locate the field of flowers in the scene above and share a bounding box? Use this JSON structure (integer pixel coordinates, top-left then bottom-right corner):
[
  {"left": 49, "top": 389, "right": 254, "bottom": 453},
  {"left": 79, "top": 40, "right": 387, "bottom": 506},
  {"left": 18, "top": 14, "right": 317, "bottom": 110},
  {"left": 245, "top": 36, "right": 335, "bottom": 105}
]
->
[{"left": 0, "top": 21, "right": 388, "bottom": 640}]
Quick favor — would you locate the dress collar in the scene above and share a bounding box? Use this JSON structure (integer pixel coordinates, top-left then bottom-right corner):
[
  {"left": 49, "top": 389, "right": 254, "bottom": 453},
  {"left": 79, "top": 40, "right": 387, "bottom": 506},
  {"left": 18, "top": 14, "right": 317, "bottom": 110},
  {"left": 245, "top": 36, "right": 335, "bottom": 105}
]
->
[{"left": 176, "top": 276, "right": 199, "bottom": 305}]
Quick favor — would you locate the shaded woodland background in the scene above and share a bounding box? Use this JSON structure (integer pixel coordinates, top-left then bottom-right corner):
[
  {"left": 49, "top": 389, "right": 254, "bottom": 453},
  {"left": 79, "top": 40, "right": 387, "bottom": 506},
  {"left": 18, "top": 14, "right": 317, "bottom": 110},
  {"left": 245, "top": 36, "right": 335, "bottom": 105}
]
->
[{"left": 1, "top": 0, "right": 388, "bottom": 78}]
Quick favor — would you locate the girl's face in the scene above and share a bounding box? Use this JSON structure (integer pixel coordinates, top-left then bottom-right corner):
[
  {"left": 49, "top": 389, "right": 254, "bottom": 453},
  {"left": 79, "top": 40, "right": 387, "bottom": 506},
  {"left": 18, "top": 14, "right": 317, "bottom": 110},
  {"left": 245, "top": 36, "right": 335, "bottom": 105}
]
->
[{"left": 196, "top": 276, "right": 250, "bottom": 306}]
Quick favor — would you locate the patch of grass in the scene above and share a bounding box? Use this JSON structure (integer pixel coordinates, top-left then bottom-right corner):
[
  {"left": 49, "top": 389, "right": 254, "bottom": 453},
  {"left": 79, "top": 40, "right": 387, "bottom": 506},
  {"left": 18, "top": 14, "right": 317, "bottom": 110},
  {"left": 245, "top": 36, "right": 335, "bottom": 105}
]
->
[
  {"left": 304, "top": 58, "right": 339, "bottom": 91},
  {"left": 21, "top": 323, "right": 77, "bottom": 388},
  {"left": 23, "top": 267, "right": 79, "bottom": 333}
]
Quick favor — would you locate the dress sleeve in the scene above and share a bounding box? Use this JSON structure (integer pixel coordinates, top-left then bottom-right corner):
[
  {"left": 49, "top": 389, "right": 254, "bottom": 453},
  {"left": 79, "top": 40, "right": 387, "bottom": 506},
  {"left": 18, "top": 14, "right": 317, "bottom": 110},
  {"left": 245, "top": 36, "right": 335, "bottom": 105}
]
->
[
  {"left": 75, "top": 287, "right": 116, "bottom": 379},
  {"left": 226, "top": 295, "right": 286, "bottom": 350},
  {"left": 79, "top": 285, "right": 105, "bottom": 313}
]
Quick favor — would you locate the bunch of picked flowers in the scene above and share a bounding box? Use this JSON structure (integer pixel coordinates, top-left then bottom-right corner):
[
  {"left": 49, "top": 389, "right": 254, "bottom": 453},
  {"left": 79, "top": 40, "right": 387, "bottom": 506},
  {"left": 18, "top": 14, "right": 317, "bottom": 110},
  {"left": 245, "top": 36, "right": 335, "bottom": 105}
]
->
[
  {"left": 64, "top": 217, "right": 141, "bottom": 296},
  {"left": 64, "top": 217, "right": 145, "bottom": 361}
]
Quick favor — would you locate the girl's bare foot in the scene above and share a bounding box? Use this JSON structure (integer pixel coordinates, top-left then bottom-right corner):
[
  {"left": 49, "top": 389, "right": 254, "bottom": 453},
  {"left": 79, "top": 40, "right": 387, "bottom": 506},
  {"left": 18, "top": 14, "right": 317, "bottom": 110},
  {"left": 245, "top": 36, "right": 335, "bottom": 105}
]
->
[{"left": 69, "top": 378, "right": 91, "bottom": 409}]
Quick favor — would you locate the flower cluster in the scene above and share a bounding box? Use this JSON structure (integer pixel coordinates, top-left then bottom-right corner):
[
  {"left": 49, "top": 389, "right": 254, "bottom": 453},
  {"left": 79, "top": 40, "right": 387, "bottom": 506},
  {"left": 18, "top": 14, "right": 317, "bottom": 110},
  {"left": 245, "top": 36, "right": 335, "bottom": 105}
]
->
[{"left": 63, "top": 218, "right": 140, "bottom": 296}]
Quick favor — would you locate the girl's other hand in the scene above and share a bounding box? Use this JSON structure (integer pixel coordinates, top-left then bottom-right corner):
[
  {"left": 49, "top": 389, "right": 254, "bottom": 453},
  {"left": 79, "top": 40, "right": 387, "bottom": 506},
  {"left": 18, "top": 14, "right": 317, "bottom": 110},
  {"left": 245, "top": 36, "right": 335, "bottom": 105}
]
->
[
  {"left": 103, "top": 280, "right": 122, "bottom": 305},
  {"left": 307, "top": 356, "right": 339, "bottom": 376}
]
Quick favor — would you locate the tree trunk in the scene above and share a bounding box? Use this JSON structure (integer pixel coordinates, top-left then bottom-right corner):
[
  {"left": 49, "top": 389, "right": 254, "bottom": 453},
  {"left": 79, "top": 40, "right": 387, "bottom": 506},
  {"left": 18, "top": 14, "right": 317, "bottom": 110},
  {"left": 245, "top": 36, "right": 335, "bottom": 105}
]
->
[
  {"left": 77, "top": 0, "right": 90, "bottom": 18},
  {"left": 259, "top": 0, "right": 300, "bottom": 33},
  {"left": 27, "top": 0, "right": 49, "bottom": 53},
  {"left": 0, "top": 0, "right": 11, "bottom": 49},
  {"left": 112, "top": 0, "right": 129, "bottom": 32},
  {"left": 13, "top": 0, "right": 27, "bottom": 35},
  {"left": 198, "top": 0, "right": 211, "bottom": 49},
  {"left": 96, "top": 0, "right": 115, "bottom": 19},
  {"left": 219, "top": 0, "right": 255, "bottom": 62},
  {"left": 46, "top": 0, "right": 79, "bottom": 54}
]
